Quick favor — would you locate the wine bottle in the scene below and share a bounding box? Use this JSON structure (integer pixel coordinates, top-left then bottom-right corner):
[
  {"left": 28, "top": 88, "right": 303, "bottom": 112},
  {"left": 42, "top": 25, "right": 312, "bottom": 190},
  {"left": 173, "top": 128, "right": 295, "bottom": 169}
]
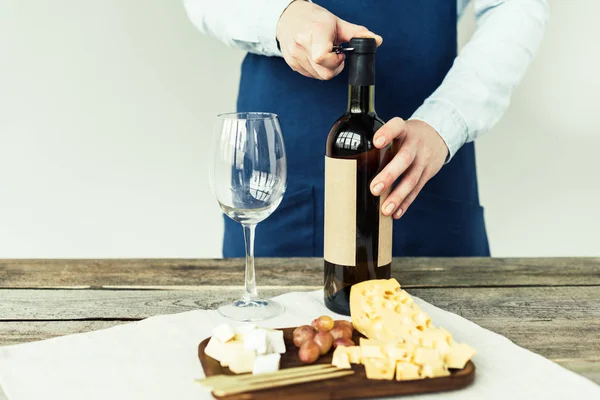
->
[{"left": 324, "top": 37, "right": 393, "bottom": 315}]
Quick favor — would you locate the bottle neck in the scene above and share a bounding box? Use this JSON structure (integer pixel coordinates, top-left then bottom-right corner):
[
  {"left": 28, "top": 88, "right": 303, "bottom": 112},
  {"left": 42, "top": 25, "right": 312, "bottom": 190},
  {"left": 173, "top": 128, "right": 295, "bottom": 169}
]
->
[
  {"left": 347, "top": 85, "right": 375, "bottom": 114},
  {"left": 346, "top": 52, "right": 376, "bottom": 114}
]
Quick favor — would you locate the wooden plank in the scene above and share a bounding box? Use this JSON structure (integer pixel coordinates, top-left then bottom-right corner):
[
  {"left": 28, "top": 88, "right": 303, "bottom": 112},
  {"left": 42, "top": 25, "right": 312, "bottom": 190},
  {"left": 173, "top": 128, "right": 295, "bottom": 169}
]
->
[
  {"left": 1, "top": 258, "right": 599, "bottom": 289},
  {"left": 468, "top": 318, "right": 600, "bottom": 360},
  {"left": 0, "top": 321, "right": 598, "bottom": 385},
  {"left": 2, "top": 287, "right": 598, "bottom": 320},
  {"left": 1, "top": 287, "right": 599, "bottom": 362},
  {"left": 0, "top": 287, "right": 316, "bottom": 319}
]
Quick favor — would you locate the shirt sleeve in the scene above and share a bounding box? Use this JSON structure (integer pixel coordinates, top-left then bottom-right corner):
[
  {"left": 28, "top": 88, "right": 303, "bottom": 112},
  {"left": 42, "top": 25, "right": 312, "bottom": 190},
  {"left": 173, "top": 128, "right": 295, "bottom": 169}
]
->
[
  {"left": 410, "top": 0, "right": 549, "bottom": 162},
  {"left": 183, "top": 0, "right": 307, "bottom": 57}
]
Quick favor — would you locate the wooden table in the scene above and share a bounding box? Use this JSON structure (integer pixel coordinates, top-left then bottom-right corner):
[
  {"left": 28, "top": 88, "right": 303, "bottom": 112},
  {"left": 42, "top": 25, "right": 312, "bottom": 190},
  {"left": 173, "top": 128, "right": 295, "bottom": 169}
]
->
[{"left": 1, "top": 257, "right": 599, "bottom": 397}]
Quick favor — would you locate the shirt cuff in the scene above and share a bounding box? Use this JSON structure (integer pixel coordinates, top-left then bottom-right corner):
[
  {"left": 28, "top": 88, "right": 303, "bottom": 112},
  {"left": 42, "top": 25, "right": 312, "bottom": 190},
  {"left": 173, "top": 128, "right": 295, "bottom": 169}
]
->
[
  {"left": 410, "top": 99, "right": 470, "bottom": 163},
  {"left": 254, "top": 0, "right": 297, "bottom": 57}
]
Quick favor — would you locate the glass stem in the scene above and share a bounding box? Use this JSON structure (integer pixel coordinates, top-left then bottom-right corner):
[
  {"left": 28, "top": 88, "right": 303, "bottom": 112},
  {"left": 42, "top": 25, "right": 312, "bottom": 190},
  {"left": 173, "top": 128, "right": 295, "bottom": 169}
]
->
[{"left": 242, "top": 224, "right": 258, "bottom": 301}]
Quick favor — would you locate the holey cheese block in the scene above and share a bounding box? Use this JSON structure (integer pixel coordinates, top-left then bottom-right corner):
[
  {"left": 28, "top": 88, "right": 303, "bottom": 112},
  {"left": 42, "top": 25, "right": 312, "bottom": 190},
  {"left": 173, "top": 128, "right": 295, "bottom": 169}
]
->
[{"left": 350, "top": 278, "right": 476, "bottom": 373}]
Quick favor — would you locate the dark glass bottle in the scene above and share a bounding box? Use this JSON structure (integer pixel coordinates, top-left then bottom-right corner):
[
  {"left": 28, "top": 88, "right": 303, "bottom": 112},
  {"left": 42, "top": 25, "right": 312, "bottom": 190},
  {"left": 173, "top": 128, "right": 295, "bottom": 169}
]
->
[{"left": 323, "top": 37, "right": 393, "bottom": 315}]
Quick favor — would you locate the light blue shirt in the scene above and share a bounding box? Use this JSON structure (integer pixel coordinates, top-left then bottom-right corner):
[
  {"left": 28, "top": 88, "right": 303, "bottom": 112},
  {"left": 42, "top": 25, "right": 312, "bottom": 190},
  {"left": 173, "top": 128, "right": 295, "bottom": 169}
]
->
[{"left": 184, "top": 0, "right": 548, "bottom": 160}]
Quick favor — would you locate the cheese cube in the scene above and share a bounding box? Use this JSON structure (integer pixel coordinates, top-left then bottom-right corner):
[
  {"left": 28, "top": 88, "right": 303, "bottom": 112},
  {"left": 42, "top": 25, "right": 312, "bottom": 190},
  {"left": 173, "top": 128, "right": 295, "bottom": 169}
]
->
[
  {"left": 334, "top": 345, "right": 362, "bottom": 364},
  {"left": 413, "top": 347, "right": 442, "bottom": 365},
  {"left": 395, "top": 362, "right": 421, "bottom": 381},
  {"left": 213, "top": 323, "right": 236, "bottom": 343},
  {"left": 253, "top": 353, "right": 281, "bottom": 375},
  {"left": 331, "top": 348, "right": 352, "bottom": 369},
  {"left": 244, "top": 328, "right": 268, "bottom": 355},
  {"left": 438, "top": 327, "right": 451, "bottom": 339},
  {"left": 266, "top": 329, "right": 286, "bottom": 354},
  {"left": 204, "top": 337, "right": 227, "bottom": 363},
  {"left": 445, "top": 343, "right": 476, "bottom": 369},
  {"left": 420, "top": 360, "right": 450, "bottom": 378},
  {"left": 360, "top": 338, "right": 386, "bottom": 359},
  {"left": 343, "top": 346, "right": 362, "bottom": 364},
  {"left": 419, "top": 327, "right": 451, "bottom": 349},
  {"left": 435, "top": 340, "right": 451, "bottom": 357},
  {"left": 218, "top": 341, "right": 245, "bottom": 367},
  {"left": 229, "top": 349, "right": 256, "bottom": 374},
  {"left": 384, "top": 344, "right": 413, "bottom": 362},
  {"left": 232, "top": 324, "right": 257, "bottom": 343},
  {"left": 362, "top": 358, "right": 395, "bottom": 380},
  {"left": 235, "top": 324, "right": 258, "bottom": 334},
  {"left": 233, "top": 333, "right": 245, "bottom": 342}
]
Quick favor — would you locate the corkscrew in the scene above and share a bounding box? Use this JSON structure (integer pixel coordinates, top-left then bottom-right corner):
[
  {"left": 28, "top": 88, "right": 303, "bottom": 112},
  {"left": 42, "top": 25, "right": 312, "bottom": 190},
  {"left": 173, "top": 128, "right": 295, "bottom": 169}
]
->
[{"left": 332, "top": 45, "right": 354, "bottom": 54}]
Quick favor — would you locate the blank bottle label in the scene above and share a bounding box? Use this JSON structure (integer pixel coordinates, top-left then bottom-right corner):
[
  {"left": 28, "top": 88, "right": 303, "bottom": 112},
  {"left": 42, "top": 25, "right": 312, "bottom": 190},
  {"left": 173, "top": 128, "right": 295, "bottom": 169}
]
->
[
  {"left": 324, "top": 156, "right": 357, "bottom": 266},
  {"left": 378, "top": 188, "right": 393, "bottom": 265}
]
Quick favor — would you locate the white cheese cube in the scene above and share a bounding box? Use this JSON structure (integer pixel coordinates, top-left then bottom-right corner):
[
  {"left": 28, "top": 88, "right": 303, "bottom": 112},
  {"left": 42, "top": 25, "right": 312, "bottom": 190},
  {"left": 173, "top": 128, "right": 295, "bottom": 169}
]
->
[
  {"left": 266, "top": 329, "right": 286, "bottom": 354},
  {"left": 229, "top": 349, "right": 256, "bottom": 374},
  {"left": 244, "top": 328, "right": 268, "bottom": 355},
  {"left": 233, "top": 333, "right": 245, "bottom": 342},
  {"left": 204, "top": 337, "right": 226, "bottom": 363},
  {"left": 218, "top": 341, "right": 245, "bottom": 367},
  {"left": 213, "top": 323, "right": 236, "bottom": 343},
  {"left": 235, "top": 324, "right": 257, "bottom": 335},
  {"left": 252, "top": 353, "right": 281, "bottom": 375}
]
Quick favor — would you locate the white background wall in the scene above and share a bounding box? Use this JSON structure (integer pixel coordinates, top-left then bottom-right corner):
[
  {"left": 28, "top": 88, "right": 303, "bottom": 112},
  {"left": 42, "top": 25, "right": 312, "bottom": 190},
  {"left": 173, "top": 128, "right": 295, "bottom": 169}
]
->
[{"left": 0, "top": 0, "right": 598, "bottom": 258}]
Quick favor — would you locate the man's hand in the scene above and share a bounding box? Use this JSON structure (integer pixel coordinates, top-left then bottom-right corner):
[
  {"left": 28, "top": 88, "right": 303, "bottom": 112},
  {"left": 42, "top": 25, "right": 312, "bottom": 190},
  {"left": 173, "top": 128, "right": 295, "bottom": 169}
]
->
[
  {"left": 276, "top": 0, "right": 382, "bottom": 80},
  {"left": 370, "top": 119, "right": 449, "bottom": 219}
]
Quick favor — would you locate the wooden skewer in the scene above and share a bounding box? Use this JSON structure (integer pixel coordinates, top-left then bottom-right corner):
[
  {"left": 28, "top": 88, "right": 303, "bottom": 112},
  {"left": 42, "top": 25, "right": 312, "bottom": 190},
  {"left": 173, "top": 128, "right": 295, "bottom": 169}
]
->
[
  {"left": 236, "top": 364, "right": 337, "bottom": 382},
  {"left": 197, "top": 364, "right": 333, "bottom": 386},
  {"left": 213, "top": 369, "right": 355, "bottom": 396}
]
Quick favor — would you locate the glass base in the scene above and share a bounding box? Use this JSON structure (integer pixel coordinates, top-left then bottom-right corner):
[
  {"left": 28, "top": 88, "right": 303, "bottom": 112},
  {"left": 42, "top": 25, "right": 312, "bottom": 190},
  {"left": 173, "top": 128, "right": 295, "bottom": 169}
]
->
[{"left": 218, "top": 298, "right": 284, "bottom": 322}]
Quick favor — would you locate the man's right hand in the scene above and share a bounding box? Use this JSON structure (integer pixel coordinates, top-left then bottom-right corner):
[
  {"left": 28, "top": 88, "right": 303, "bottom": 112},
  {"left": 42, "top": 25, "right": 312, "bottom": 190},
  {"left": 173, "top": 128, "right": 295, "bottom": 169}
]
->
[{"left": 276, "top": 0, "right": 383, "bottom": 80}]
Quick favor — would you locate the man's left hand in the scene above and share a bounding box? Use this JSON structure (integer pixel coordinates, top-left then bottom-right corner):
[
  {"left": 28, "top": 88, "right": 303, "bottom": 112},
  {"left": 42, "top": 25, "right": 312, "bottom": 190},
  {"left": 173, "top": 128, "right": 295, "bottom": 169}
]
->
[{"left": 370, "top": 118, "right": 449, "bottom": 219}]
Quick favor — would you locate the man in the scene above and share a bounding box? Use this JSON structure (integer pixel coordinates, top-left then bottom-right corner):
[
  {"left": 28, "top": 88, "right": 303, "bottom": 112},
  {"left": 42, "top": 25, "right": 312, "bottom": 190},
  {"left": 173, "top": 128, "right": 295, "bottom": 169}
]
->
[{"left": 184, "top": 0, "right": 548, "bottom": 257}]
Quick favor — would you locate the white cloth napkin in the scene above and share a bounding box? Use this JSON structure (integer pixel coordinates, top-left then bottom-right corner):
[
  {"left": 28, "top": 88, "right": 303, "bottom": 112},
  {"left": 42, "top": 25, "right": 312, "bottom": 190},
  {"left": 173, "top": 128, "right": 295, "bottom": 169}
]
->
[{"left": 0, "top": 290, "right": 598, "bottom": 400}]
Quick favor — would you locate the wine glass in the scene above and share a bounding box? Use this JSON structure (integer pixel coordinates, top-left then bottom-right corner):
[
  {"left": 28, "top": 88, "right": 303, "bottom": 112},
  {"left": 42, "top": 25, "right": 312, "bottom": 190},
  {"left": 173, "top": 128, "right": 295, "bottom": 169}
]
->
[{"left": 209, "top": 112, "right": 287, "bottom": 321}]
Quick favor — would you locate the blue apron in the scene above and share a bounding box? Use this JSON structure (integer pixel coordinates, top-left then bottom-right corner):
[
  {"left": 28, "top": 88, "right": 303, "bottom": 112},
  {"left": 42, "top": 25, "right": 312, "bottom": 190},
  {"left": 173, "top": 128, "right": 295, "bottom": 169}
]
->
[{"left": 224, "top": 0, "right": 490, "bottom": 257}]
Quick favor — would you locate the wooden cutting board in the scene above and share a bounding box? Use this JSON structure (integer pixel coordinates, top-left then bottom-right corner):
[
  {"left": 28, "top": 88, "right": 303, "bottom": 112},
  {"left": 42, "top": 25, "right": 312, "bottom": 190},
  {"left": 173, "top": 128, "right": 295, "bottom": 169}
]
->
[{"left": 198, "top": 327, "right": 475, "bottom": 400}]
